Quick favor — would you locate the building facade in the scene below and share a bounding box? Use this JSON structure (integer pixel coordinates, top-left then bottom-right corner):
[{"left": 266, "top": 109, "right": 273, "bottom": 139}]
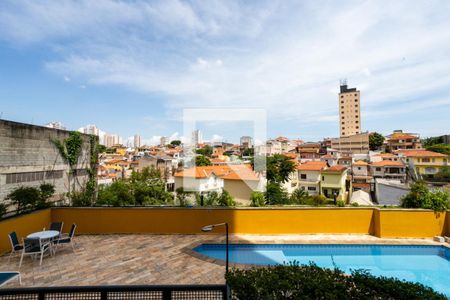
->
[
  {"left": 339, "top": 81, "right": 361, "bottom": 137},
  {"left": 330, "top": 132, "right": 370, "bottom": 155}
]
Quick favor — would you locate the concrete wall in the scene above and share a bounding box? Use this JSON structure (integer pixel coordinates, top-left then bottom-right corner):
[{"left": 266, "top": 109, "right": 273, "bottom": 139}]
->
[
  {"left": 375, "top": 179, "right": 409, "bottom": 205},
  {"left": 0, "top": 120, "right": 92, "bottom": 205}
]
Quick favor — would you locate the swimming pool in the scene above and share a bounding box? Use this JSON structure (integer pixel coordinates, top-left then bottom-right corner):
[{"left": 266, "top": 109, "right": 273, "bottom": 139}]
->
[{"left": 194, "top": 244, "right": 450, "bottom": 296}]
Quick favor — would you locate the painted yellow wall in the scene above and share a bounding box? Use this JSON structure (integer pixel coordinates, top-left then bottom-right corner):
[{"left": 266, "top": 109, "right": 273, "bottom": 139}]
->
[
  {"left": 0, "top": 209, "right": 51, "bottom": 254},
  {"left": 377, "top": 210, "right": 447, "bottom": 237}
]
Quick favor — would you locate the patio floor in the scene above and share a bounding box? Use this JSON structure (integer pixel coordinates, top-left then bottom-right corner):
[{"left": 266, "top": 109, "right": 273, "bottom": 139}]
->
[{"left": 0, "top": 234, "right": 444, "bottom": 287}]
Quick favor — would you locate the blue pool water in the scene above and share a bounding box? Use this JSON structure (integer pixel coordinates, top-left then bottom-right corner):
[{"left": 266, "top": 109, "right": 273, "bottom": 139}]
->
[{"left": 194, "top": 244, "right": 450, "bottom": 296}]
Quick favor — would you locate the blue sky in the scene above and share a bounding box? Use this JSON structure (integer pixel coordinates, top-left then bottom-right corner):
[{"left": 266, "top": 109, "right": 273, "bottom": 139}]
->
[{"left": 0, "top": 0, "right": 449, "bottom": 145}]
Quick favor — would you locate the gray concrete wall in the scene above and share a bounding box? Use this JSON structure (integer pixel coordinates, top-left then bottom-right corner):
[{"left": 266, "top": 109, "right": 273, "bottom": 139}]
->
[
  {"left": 0, "top": 120, "right": 92, "bottom": 206},
  {"left": 375, "top": 179, "right": 410, "bottom": 206}
]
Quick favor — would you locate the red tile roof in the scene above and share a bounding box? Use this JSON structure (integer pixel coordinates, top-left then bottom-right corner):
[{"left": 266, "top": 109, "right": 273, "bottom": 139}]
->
[
  {"left": 323, "top": 165, "right": 347, "bottom": 173},
  {"left": 371, "top": 160, "right": 404, "bottom": 167},
  {"left": 297, "top": 161, "right": 327, "bottom": 171},
  {"left": 396, "top": 150, "right": 447, "bottom": 157}
]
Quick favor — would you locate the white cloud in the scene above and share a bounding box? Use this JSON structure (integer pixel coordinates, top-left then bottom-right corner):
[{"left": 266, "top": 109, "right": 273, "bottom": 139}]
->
[{"left": 1, "top": 0, "right": 449, "bottom": 138}]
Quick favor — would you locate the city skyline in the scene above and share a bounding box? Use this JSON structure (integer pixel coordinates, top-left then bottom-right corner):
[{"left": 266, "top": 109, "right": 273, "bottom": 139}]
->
[{"left": 0, "top": 1, "right": 449, "bottom": 142}]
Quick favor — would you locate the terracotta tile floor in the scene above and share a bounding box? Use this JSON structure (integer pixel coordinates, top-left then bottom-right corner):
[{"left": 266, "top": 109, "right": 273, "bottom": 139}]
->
[{"left": 0, "top": 234, "right": 443, "bottom": 287}]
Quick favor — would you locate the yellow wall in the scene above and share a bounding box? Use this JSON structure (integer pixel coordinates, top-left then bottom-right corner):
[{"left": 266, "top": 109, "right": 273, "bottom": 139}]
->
[
  {"left": 378, "top": 210, "right": 447, "bottom": 237},
  {"left": 0, "top": 209, "right": 51, "bottom": 254},
  {"left": 1, "top": 208, "right": 449, "bottom": 254}
]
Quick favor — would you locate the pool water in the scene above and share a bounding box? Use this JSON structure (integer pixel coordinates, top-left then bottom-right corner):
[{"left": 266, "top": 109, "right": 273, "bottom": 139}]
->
[{"left": 194, "top": 244, "right": 450, "bottom": 296}]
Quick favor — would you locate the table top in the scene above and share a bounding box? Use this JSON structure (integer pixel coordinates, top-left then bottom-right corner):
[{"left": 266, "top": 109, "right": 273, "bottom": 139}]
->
[{"left": 27, "top": 230, "right": 60, "bottom": 239}]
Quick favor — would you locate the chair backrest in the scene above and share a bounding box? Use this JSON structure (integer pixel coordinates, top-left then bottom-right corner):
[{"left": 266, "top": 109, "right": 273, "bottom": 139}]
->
[
  {"left": 69, "top": 224, "right": 77, "bottom": 239},
  {"left": 8, "top": 232, "right": 19, "bottom": 248},
  {"left": 50, "top": 222, "right": 64, "bottom": 233},
  {"left": 23, "top": 238, "right": 42, "bottom": 253}
]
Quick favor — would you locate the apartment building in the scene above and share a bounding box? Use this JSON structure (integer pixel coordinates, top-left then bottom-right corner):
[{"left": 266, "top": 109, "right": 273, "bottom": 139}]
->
[
  {"left": 330, "top": 132, "right": 370, "bottom": 155},
  {"left": 339, "top": 81, "right": 361, "bottom": 137},
  {"left": 370, "top": 160, "right": 406, "bottom": 183},
  {"left": 397, "top": 149, "right": 448, "bottom": 180},
  {"left": 385, "top": 130, "right": 422, "bottom": 152}
]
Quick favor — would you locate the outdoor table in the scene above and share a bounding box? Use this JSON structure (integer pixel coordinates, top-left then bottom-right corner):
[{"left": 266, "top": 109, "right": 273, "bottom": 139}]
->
[{"left": 27, "top": 230, "right": 60, "bottom": 255}]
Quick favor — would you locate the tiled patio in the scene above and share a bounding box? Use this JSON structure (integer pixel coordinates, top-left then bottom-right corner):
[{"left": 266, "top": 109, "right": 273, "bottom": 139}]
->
[{"left": 0, "top": 234, "right": 444, "bottom": 287}]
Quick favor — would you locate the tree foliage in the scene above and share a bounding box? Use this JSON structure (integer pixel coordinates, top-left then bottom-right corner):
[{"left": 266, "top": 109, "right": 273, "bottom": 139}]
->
[
  {"left": 265, "top": 182, "right": 289, "bottom": 205},
  {"left": 226, "top": 263, "right": 446, "bottom": 300},
  {"left": 289, "top": 188, "right": 309, "bottom": 204},
  {"left": 369, "top": 132, "right": 385, "bottom": 151},
  {"left": 401, "top": 181, "right": 449, "bottom": 211},
  {"left": 196, "top": 145, "right": 213, "bottom": 157},
  {"left": 170, "top": 140, "right": 182, "bottom": 146},
  {"left": 426, "top": 144, "right": 450, "bottom": 155},
  {"left": 195, "top": 155, "right": 212, "bottom": 166},
  {"left": 266, "top": 154, "right": 296, "bottom": 183},
  {"left": 250, "top": 191, "right": 265, "bottom": 207},
  {"left": 6, "top": 184, "right": 55, "bottom": 213}
]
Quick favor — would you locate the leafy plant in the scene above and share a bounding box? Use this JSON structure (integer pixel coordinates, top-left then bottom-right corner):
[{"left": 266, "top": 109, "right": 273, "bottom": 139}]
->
[
  {"left": 195, "top": 155, "right": 212, "bottom": 166},
  {"left": 36, "top": 183, "right": 55, "bottom": 209},
  {"left": 6, "top": 184, "right": 55, "bottom": 213},
  {"left": 307, "top": 194, "right": 327, "bottom": 206},
  {"left": 250, "top": 191, "right": 265, "bottom": 207},
  {"left": 265, "top": 182, "right": 289, "bottom": 205},
  {"left": 266, "top": 154, "right": 296, "bottom": 183},
  {"left": 336, "top": 200, "right": 345, "bottom": 207},
  {"left": 217, "top": 190, "right": 236, "bottom": 207},
  {"left": 225, "top": 263, "right": 445, "bottom": 300},
  {"left": 351, "top": 202, "right": 360, "bottom": 207},
  {"left": 426, "top": 144, "right": 450, "bottom": 155},
  {"left": 401, "top": 181, "right": 449, "bottom": 211},
  {"left": 289, "top": 188, "right": 309, "bottom": 204},
  {"left": 369, "top": 132, "right": 385, "bottom": 151},
  {"left": 204, "top": 191, "right": 220, "bottom": 206}
]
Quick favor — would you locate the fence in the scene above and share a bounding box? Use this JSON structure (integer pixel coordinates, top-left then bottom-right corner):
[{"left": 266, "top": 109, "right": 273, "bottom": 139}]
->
[{"left": 0, "top": 284, "right": 229, "bottom": 300}]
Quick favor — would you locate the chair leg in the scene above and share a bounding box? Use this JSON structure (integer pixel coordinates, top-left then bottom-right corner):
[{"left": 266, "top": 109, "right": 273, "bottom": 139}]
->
[
  {"left": 8, "top": 250, "right": 14, "bottom": 263},
  {"left": 39, "top": 251, "right": 44, "bottom": 266},
  {"left": 18, "top": 274, "right": 22, "bottom": 285},
  {"left": 71, "top": 241, "right": 75, "bottom": 252},
  {"left": 19, "top": 252, "right": 24, "bottom": 268}
]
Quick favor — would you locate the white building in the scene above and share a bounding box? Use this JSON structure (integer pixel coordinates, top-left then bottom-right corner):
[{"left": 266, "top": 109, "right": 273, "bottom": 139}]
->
[
  {"left": 192, "top": 130, "right": 203, "bottom": 146},
  {"left": 134, "top": 134, "right": 141, "bottom": 148},
  {"left": 45, "top": 121, "right": 66, "bottom": 130}
]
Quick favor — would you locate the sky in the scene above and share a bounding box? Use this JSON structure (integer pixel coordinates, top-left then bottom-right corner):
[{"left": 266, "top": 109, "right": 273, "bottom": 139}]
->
[{"left": 0, "top": 0, "right": 449, "bottom": 145}]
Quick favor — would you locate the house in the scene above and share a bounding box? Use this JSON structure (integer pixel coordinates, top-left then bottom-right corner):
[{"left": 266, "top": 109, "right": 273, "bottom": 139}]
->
[
  {"left": 385, "top": 131, "right": 422, "bottom": 152},
  {"left": 297, "top": 143, "right": 321, "bottom": 160},
  {"left": 396, "top": 149, "right": 448, "bottom": 180},
  {"left": 320, "top": 154, "right": 338, "bottom": 166},
  {"left": 337, "top": 156, "right": 352, "bottom": 167},
  {"left": 296, "top": 161, "right": 328, "bottom": 195},
  {"left": 352, "top": 160, "right": 372, "bottom": 192},
  {"left": 320, "top": 165, "right": 349, "bottom": 201},
  {"left": 174, "top": 164, "right": 265, "bottom": 205},
  {"left": 370, "top": 160, "right": 406, "bottom": 183},
  {"left": 370, "top": 153, "right": 400, "bottom": 163}
]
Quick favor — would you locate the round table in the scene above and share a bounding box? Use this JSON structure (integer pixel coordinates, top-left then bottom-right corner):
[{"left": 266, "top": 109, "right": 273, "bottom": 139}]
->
[{"left": 27, "top": 230, "right": 59, "bottom": 239}]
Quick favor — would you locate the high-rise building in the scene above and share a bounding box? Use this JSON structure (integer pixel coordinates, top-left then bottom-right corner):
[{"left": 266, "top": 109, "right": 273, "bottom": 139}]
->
[
  {"left": 240, "top": 136, "right": 253, "bottom": 149},
  {"left": 339, "top": 80, "right": 361, "bottom": 137},
  {"left": 134, "top": 134, "right": 141, "bottom": 148},
  {"left": 160, "top": 136, "right": 168, "bottom": 147},
  {"left": 45, "top": 121, "right": 66, "bottom": 130},
  {"left": 104, "top": 133, "right": 121, "bottom": 147},
  {"left": 79, "top": 124, "right": 100, "bottom": 136},
  {"left": 191, "top": 129, "right": 202, "bottom": 146}
]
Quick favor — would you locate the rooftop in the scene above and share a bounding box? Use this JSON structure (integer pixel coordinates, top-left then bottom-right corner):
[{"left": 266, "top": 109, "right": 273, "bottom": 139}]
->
[{"left": 396, "top": 149, "right": 447, "bottom": 157}]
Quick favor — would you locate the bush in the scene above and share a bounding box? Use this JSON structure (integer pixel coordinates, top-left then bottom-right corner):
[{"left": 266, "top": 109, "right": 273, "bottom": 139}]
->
[
  {"left": 217, "top": 190, "right": 236, "bottom": 207},
  {"left": 351, "top": 202, "right": 359, "bottom": 207},
  {"left": 0, "top": 202, "right": 6, "bottom": 219},
  {"left": 336, "top": 200, "right": 345, "bottom": 207},
  {"left": 6, "top": 184, "right": 55, "bottom": 213},
  {"left": 307, "top": 194, "right": 327, "bottom": 206},
  {"left": 265, "top": 182, "right": 289, "bottom": 205},
  {"left": 226, "top": 264, "right": 445, "bottom": 300},
  {"left": 401, "top": 181, "right": 449, "bottom": 211},
  {"left": 289, "top": 188, "right": 309, "bottom": 204},
  {"left": 250, "top": 191, "right": 265, "bottom": 207}
]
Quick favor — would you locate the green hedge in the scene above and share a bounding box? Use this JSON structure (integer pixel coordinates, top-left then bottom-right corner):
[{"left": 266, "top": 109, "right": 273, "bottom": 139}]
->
[{"left": 225, "top": 263, "right": 445, "bottom": 299}]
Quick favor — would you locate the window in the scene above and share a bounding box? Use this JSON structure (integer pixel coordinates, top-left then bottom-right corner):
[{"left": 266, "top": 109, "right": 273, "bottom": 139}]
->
[
  {"left": 300, "top": 174, "right": 307, "bottom": 179},
  {"left": 341, "top": 116, "right": 344, "bottom": 119},
  {"left": 356, "top": 126, "right": 359, "bottom": 129},
  {"left": 376, "top": 167, "right": 381, "bottom": 171},
  {"left": 355, "top": 120, "right": 359, "bottom": 123},
  {"left": 342, "top": 127, "right": 345, "bottom": 130},
  {"left": 355, "top": 104, "right": 358, "bottom": 107},
  {"left": 341, "top": 122, "right": 344, "bottom": 125},
  {"left": 355, "top": 115, "right": 358, "bottom": 118},
  {"left": 357, "top": 167, "right": 361, "bottom": 170},
  {"left": 341, "top": 95, "right": 344, "bottom": 98},
  {"left": 342, "top": 132, "right": 345, "bottom": 135},
  {"left": 422, "top": 158, "right": 430, "bottom": 163},
  {"left": 341, "top": 100, "right": 344, "bottom": 103},
  {"left": 322, "top": 176, "right": 325, "bottom": 181},
  {"left": 354, "top": 94, "right": 357, "bottom": 96},
  {"left": 308, "top": 187, "right": 316, "bottom": 191},
  {"left": 355, "top": 99, "right": 358, "bottom": 102},
  {"left": 5, "top": 170, "right": 63, "bottom": 184},
  {"left": 355, "top": 110, "right": 358, "bottom": 112},
  {"left": 341, "top": 106, "right": 344, "bottom": 109}
]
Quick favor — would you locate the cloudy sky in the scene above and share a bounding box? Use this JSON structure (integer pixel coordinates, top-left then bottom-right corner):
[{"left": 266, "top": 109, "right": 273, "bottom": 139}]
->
[{"left": 0, "top": 0, "right": 449, "bottom": 144}]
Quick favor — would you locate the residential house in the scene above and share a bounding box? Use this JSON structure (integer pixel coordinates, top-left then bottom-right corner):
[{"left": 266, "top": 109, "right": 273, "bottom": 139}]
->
[
  {"left": 297, "top": 143, "right": 321, "bottom": 160},
  {"left": 320, "top": 154, "right": 338, "bottom": 166},
  {"left": 385, "top": 131, "right": 422, "bottom": 152},
  {"left": 370, "top": 153, "right": 400, "bottom": 163},
  {"left": 352, "top": 160, "right": 372, "bottom": 192},
  {"left": 337, "top": 156, "right": 352, "bottom": 168},
  {"left": 397, "top": 149, "right": 448, "bottom": 180},
  {"left": 370, "top": 160, "right": 406, "bottom": 183},
  {"left": 296, "top": 161, "right": 328, "bottom": 195},
  {"left": 320, "top": 165, "right": 349, "bottom": 201}
]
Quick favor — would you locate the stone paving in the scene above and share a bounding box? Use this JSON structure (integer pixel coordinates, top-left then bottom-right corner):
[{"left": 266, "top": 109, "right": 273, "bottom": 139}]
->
[{"left": 0, "top": 234, "right": 444, "bottom": 287}]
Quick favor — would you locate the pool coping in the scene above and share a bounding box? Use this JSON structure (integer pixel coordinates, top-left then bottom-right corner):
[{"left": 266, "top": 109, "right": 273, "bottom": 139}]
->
[{"left": 182, "top": 236, "right": 450, "bottom": 269}]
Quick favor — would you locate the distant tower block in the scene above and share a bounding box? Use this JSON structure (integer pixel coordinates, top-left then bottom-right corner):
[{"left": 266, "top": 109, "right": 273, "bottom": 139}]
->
[{"left": 338, "top": 81, "right": 361, "bottom": 137}]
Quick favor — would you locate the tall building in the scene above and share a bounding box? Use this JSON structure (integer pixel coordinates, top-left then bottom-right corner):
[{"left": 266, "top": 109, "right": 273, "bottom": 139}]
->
[
  {"left": 134, "top": 134, "right": 141, "bottom": 148},
  {"left": 240, "top": 136, "right": 253, "bottom": 149},
  {"left": 45, "top": 121, "right": 66, "bottom": 130},
  {"left": 104, "top": 133, "right": 121, "bottom": 148},
  {"left": 191, "top": 130, "right": 202, "bottom": 145},
  {"left": 160, "top": 136, "right": 168, "bottom": 147},
  {"left": 79, "top": 124, "right": 100, "bottom": 136},
  {"left": 339, "top": 80, "right": 361, "bottom": 137}
]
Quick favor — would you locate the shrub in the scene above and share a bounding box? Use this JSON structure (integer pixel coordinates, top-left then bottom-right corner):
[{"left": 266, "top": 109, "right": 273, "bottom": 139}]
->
[
  {"left": 351, "top": 202, "right": 359, "bottom": 207},
  {"left": 307, "top": 194, "right": 327, "bottom": 206},
  {"left": 289, "top": 188, "right": 309, "bottom": 204},
  {"left": 265, "top": 182, "right": 289, "bottom": 205},
  {"left": 0, "top": 202, "right": 6, "bottom": 219},
  {"left": 226, "top": 264, "right": 445, "bottom": 300},
  {"left": 336, "top": 200, "right": 345, "bottom": 207},
  {"left": 204, "top": 191, "right": 220, "bottom": 206},
  {"left": 250, "top": 191, "right": 265, "bottom": 207},
  {"left": 217, "top": 190, "right": 236, "bottom": 207},
  {"left": 401, "top": 181, "right": 449, "bottom": 211}
]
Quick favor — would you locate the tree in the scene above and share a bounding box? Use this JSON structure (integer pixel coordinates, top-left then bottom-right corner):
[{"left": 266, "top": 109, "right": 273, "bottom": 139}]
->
[
  {"left": 435, "top": 166, "right": 450, "bottom": 181},
  {"left": 426, "top": 144, "right": 450, "bottom": 155},
  {"left": 195, "top": 155, "right": 212, "bottom": 166},
  {"left": 196, "top": 145, "right": 213, "bottom": 157},
  {"left": 401, "top": 181, "right": 449, "bottom": 211},
  {"left": 6, "top": 184, "right": 55, "bottom": 213},
  {"left": 96, "top": 144, "right": 107, "bottom": 153},
  {"left": 266, "top": 154, "right": 296, "bottom": 183},
  {"left": 170, "top": 140, "right": 182, "bottom": 146},
  {"left": 369, "top": 132, "right": 385, "bottom": 151},
  {"left": 217, "top": 190, "right": 236, "bottom": 207},
  {"left": 265, "top": 182, "right": 289, "bottom": 205},
  {"left": 242, "top": 148, "right": 254, "bottom": 157},
  {"left": 423, "top": 136, "right": 444, "bottom": 147}
]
